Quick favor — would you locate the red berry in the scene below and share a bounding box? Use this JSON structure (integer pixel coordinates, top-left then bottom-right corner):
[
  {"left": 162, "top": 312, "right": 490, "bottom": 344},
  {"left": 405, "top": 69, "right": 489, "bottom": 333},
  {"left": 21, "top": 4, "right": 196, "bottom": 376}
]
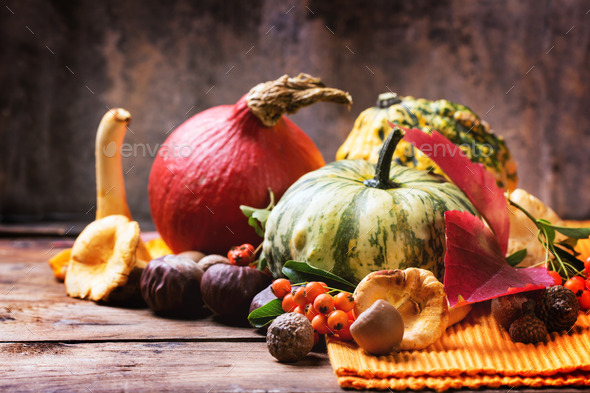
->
[
  {"left": 327, "top": 310, "right": 348, "bottom": 331},
  {"left": 564, "top": 277, "right": 585, "bottom": 297},
  {"left": 585, "top": 257, "right": 590, "bottom": 277},
  {"left": 311, "top": 314, "right": 330, "bottom": 335},
  {"left": 281, "top": 293, "right": 296, "bottom": 313},
  {"left": 579, "top": 290, "right": 590, "bottom": 310},
  {"left": 304, "top": 303, "right": 318, "bottom": 322},
  {"left": 337, "top": 320, "right": 354, "bottom": 341},
  {"left": 271, "top": 278, "right": 291, "bottom": 299},
  {"left": 313, "top": 332, "right": 320, "bottom": 347},
  {"left": 547, "top": 271, "right": 562, "bottom": 286},
  {"left": 346, "top": 310, "right": 356, "bottom": 321},
  {"left": 334, "top": 292, "right": 355, "bottom": 312},
  {"left": 293, "top": 306, "right": 305, "bottom": 316},
  {"left": 571, "top": 276, "right": 585, "bottom": 285},
  {"left": 227, "top": 244, "right": 256, "bottom": 266},
  {"left": 305, "top": 282, "right": 326, "bottom": 303},
  {"left": 317, "top": 282, "right": 329, "bottom": 292},
  {"left": 293, "top": 287, "right": 308, "bottom": 307},
  {"left": 313, "top": 293, "right": 335, "bottom": 315}
]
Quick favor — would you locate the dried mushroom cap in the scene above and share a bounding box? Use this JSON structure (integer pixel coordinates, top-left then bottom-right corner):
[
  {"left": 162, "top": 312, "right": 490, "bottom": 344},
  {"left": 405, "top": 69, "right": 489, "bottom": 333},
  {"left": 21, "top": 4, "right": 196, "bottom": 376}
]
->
[
  {"left": 65, "top": 215, "right": 141, "bottom": 302},
  {"left": 353, "top": 268, "right": 449, "bottom": 351}
]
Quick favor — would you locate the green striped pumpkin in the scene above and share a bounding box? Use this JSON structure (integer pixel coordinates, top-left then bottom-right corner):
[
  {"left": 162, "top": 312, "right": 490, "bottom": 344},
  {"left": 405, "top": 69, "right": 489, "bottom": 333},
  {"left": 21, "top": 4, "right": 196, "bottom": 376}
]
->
[{"left": 263, "top": 129, "right": 478, "bottom": 284}]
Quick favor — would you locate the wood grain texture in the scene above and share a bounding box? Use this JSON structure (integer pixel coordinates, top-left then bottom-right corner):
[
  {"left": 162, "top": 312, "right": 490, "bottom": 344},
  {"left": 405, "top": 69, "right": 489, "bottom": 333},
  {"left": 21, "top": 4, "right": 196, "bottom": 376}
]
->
[
  {"left": 0, "top": 241, "right": 261, "bottom": 342},
  {"left": 0, "top": 0, "right": 589, "bottom": 222},
  {"left": 0, "top": 342, "right": 337, "bottom": 392},
  {"left": 2, "top": 239, "right": 590, "bottom": 392}
]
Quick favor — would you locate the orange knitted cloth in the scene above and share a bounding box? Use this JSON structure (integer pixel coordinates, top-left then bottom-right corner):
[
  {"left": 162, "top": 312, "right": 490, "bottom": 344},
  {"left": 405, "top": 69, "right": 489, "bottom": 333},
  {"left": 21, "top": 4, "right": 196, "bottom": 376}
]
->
[
  {"left": 327, "top": 232, "right": 590, "bottom": 391},
  {"left": 328, "top": 304, "right": 590, "bottom": 391}
]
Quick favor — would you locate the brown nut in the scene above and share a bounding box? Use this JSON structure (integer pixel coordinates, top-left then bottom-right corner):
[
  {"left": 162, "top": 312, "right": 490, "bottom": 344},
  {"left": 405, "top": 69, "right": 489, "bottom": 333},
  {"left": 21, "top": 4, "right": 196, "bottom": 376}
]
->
[
  {"left": 491, "top": 293, "right": 529, "bottom": 330},
  {"left": 177, "top": 250, "right": 206, "bottom": 263},
  {"left": 197, "top": 254, "right": 231, "bottom": 271},
  {"left": 200, "top": 263, "right": 271, "bottom": 323},
  {"left": 267, "top": 312, "right": 314, "bottom": 363},
  {"left": 350, "top": 299, "right": 404, "bottom": 355},
  {"left": 140, "top": 255, "right": 204, "bottom": 315}
]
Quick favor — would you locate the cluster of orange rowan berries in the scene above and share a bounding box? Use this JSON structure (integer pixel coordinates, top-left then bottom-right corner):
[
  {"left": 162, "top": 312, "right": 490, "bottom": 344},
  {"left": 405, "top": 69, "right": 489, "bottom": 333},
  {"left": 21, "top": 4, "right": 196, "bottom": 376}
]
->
[{"left": 271, "top": 279, "right": 355, "bottom": 342}]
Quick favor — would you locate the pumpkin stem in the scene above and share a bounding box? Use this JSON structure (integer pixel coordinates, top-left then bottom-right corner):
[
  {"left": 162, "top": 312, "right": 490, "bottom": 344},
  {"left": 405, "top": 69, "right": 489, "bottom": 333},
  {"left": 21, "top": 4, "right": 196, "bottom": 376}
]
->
[
  {"left": 246, "top": 73, "right": 353, "bottom": 127},
  {"left": 363, "top": 127, "right": 403, "bottom": 189},
  {"left": 377, "top": 92, "right": 402, "bottom": 108}
]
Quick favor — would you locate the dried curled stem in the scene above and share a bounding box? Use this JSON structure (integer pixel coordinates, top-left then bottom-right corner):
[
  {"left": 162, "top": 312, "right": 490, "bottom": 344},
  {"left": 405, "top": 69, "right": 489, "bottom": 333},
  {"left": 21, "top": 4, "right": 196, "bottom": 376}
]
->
[{"left": 246, "top": 73, "right": 353, "bottom": 127}]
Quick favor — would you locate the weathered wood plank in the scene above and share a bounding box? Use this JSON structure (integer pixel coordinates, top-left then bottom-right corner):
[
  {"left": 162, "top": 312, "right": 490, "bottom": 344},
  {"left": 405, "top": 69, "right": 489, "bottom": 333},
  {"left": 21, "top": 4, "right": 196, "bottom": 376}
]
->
[
  {"left": 1, "top": 341, "right": 588, "bottom": 393},
  {"left": 3, "top": 240, "right": 590, "bottom": 392},
  {"left": 0, "top": 243, "right": 263, "bottom": 342},
  {"left": 0, "top": 341, "right": 339, "bottom": 392},
  {"left": 0, "top": 299, "right": 264, "bottom": 343},
  {"left": 0, "top": 239, "right": 68, "bottom": 263}
]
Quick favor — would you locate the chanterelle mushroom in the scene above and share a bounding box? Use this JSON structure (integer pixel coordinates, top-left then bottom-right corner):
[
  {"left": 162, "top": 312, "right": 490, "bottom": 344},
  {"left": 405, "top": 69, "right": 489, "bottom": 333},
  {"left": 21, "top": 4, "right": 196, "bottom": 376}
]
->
[
  {"left": 65, "top": 215, "right": 143, "bottom": 302},
  {"left": 94, "top": 108, "right": 151, "bottom": 262},
  {"left": 353, "top": 268, "right": 449, "bottom": 351},
  {"left": 49, "top": 109, "right": 159, "bottom": 281}
]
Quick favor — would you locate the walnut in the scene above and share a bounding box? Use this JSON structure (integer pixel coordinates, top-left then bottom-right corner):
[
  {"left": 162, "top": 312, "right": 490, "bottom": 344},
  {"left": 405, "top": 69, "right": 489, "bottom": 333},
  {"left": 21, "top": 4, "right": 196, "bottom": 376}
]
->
[{"left": 266, "top": 313, "right": 314, "bottom": 363}]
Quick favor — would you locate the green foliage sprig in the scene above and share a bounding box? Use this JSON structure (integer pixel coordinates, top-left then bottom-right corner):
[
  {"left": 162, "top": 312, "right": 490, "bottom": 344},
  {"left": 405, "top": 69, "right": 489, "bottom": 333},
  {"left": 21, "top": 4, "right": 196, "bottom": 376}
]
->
[{"left": 508, "top": 198, "right": 590, "bottom": 280}]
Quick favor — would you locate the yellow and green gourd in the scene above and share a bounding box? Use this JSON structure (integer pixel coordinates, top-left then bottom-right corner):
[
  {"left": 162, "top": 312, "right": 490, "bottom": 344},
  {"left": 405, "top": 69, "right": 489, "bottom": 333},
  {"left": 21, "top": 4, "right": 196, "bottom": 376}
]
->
[{"left": 336, "top": 93, "right": 518, "bottom": 191}]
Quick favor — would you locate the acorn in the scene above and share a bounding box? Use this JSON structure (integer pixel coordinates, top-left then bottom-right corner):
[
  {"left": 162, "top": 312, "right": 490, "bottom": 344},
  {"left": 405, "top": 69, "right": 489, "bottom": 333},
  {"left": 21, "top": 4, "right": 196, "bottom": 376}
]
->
[
  {"left": 509, "top": 313, "right": 548, "bottom": 344},
  {"left": 535, "top": 285, "right": 579, "bottom": 332}
]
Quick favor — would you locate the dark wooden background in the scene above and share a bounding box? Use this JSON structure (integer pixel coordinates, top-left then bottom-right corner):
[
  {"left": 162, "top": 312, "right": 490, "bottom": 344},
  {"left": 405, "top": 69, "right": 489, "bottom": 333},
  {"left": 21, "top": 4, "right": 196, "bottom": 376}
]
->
[{"left": 1, "top": 0, "right": 589, "bottom": 224}]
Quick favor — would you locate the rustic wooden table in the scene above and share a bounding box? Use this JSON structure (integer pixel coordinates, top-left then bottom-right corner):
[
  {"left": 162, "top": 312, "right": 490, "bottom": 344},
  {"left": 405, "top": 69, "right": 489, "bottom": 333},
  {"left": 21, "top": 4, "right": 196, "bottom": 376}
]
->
[{"left": 1, "top": 237, "right": 588, "bottom": 393}]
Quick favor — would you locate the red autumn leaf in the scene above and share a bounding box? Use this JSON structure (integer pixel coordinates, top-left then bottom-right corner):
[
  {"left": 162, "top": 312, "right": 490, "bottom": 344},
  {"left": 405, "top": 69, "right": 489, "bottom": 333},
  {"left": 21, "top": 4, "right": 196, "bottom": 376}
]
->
[
  {"left": 401, "top": 126, "right": 509, "bottom": 255},
  {"left": 444, "top": 210, "right": 554, "bottom": 307}
]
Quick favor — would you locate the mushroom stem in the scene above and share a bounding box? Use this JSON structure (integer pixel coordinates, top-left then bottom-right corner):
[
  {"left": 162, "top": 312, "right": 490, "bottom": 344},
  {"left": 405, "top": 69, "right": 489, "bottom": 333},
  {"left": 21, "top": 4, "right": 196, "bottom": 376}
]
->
[
  {"left": 95, "top": 108, "right": 151, "bottom": 262},
  {"left": 95, "top": 108, "right": 132, "bottom": 220}
]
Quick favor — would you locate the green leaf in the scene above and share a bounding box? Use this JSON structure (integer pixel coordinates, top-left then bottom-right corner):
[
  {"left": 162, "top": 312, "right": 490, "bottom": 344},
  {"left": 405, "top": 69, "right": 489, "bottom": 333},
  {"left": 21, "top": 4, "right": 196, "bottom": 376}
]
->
[
  {"left": 556, "top": 238, "right": 580, "bottom": 255},
  {"left": 247, "top": 298, "right": 284, "bottom": 328},
  {"left": 553, "top": 246, "right": 585, "bottom": 272},
  {"left": 240, "top": 189, "right": 275, "bottom": 238},
  {"left": 252, "top": 209, "right": 271, "bottom": 223},
  {"left": 282, "top": 261, "right": 356, "bottom": 292},
  {"left": 549, "top": 225, "right": 590, "bottom": 239},
  {"left": 537, "top": 220, "right": 556, "bottom": 244},
  {"left": 506, "top": 249, "right": 527, "bottom": 267},
  {"left": 246, "top": 216, "right": 265, "bottom": 237},
  {"left": 256, "top": 252, "right": 267, "bottom": 271}
]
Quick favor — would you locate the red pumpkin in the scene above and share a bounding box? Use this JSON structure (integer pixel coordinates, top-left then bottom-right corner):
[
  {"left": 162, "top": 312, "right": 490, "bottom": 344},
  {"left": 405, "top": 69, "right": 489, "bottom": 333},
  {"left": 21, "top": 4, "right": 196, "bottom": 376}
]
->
[{"left": 148, "top": 74, "right": 352, "bottom": 254}]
